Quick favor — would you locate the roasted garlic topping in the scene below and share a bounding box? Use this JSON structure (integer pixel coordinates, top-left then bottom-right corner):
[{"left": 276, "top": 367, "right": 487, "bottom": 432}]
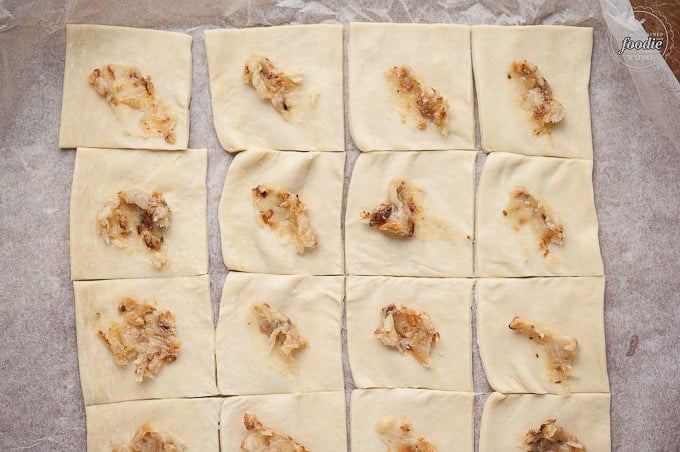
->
[
  {"left": 243, "top": 54, "right": 302, "bottom": 121},
  {"left": 503, "top": 186, "right": 564, "bottom": 257},
  {"left": 377, "top": 416, "right": 437, "bottom": 452},
  {"left": 98, "top": 298, "right": 181, "bottom": 383},
  {"left": 241, "top": 413, "right": 309, "bottom": 452},
  {"left": 509, "top": 316, "right": 578, "bottom": 385},
  {"left": 525, "top": 419, "right": 585, "bottom": 451},
  {"left": 386, "top": 65, "right": 449, "bottom": 136},
  {"left": 360, "top": 180, "right": 418, "bottom": 238},
  {"left": 97, "top": 190, "right": 171, "bottom": 268},
  {"left": 252, "top": 303, "right": 307, "bottom": 357},
  {"left": 88, "top": 64, "right": 177, "bottom": 143},
  {"left": 508, "top": 60, "right": 564, "bottom": 136},
  {"left": 112, "top": 422, "right": 184, "bottom": 452},
  {"left": 252, "top": 184, "right": 319, "bottom": 255},
  {"left": 374, "top": 303, "right": 440, "bottom": 367}
]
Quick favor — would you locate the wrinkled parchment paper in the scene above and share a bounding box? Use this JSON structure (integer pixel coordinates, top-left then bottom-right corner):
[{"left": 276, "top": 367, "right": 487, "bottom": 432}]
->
[{"left": 1, "top": 0, "right": 678, "bottom": 450}]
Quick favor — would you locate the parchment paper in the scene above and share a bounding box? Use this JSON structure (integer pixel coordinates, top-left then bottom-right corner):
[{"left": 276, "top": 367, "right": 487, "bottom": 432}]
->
[{"left": 1, "top": 0, "right": 679, "bottom": 450}]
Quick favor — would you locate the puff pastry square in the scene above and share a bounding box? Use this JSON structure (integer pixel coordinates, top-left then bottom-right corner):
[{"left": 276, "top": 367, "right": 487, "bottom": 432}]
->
[
  {"left": 59, "top": 24, "right": 192, "bottom": 150},
  {"left": 85, "top": 398, "right": 221, "bottom": 452},
  {"left": 220, "top": 392, "right": 347, "bottom": 451},
  {"left": 477, "top": 277, "right": 609, "bottom": 394},
  {"left": 204, "top": 25, "right": 344, "bottom": 152},
  {"left": 70, "top": 147, "right": 208, "bottom": 280},
  {"left": 345, "top": 150, "right": 474, "bottom": 277},
  {"left": 346, "top": 276, "right": 473, "bottom": 391},
  {"left": 472, "top": 25, "right": 593, "bottom": 158},
  {"left": 480, "top": 393, "right": 611, "bottom": 452},
  {"left": 476, "top": 152, "right": 603, "bottom": 277},
  {"left": 349, "top": 22, "right": 475, "bottom": 151},
  {"left": 351, "top": 388, "right": 474, "bottom": 451},
  {"left": 74, "top": 276, "right": 217, "bottom": 405},
  {"left": 219, "top": 149, "right": 344, "bottom": 275},
  {"left": 216, "top": 272, "right": 344, "bottom": 395}
]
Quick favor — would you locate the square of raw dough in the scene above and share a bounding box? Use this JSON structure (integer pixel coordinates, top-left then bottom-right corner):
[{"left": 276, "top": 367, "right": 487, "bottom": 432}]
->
[
  {"left": 59, "top": 24, "right": 192, "bottom": 150},
  {"left": 349, "top": 22, "right": 475, "bottom": 151},
  {"left": 219, "top": 149, "right": 344, "bottom": 275},
  {"left": 70, "top": 147, "right": 208, "bottom": 280},
  {"left": 86, "top": 398, "right": 221, "bottom": 451},
  {"left": 74, "top": 276, "right": 217, "bottom": 405},
  {"left": 221, "top": 392, "right": 347, "bottom": 451},
  {"left": 472, "top": 25, "right": 593, "bottom": 158},
  {"left": 477, "top": 277, "right": 609, "bottom": 394},
  {"left": 204, "top": 25, "right": 344, "bottom": 152},
  {"left": 346, "top": 276, "right": 473, "bottom": 391},
  {"left": 351, "top": 388, "right": 474, "bottom": 451},
  {"left": 480, "top": 392, "right": 611, "bottom": 452},
  {"left": 216, "top": 272, "right": 344, "bottom": 395},
  {"left": 345, "top": 151, "right": 474, "bottom": 277},
  {"left": 476, "top": 152, "right": 604, "bottom": 277}
]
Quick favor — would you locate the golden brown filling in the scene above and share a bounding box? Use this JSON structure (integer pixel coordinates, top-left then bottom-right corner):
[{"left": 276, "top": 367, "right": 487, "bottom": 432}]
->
[
  {"left": 252, "top": 302, "right": 307, "bottom": 357},
  {"left": 88, "top": 64, "right": 177, "bottom": 143},
  {"left": 252, "top": 184, "right": 319, "bottom": 255},
  {"left": 503, "top": 186, "right": 564, "bottom": 257},
  {"left": 525, "top": 419, "right": 585, "bottom": 451},
  {"left": 360, "top": 180, "right": 418, "bottom": 238},
  {"left": 98, "top": 298, "right": 181, "bottom": 383},
  {"left": 386, "top": 65, "right": 449, "bottom": 136},
  {"left": 97, "top": 190, "right": 171, "bottom": 268},
  {"left": 241, "top": 413, "right": 309, "bottom": 452},
  {"left": 112, "top": 422, "right": 184, "bottom": 452},
  {"left": 374, "top": 304, "right": 440, "bottom": 368},
  {"left": 508, "top": 60, "right": 564, "bottom": 136},
  {"left": 509, "top": 316, "right": 578, "bottom": 385},
  {"left": 243, "top": 54, "right": 302, "bottom": 121},
  {"left": 377, "top": 416, "right": 437, "bottom": 452}
]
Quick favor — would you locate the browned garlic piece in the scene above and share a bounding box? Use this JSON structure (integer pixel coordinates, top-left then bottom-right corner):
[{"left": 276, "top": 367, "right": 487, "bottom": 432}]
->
[
  {"left": 243, "top": 54, "right": 302, "bottom": 121},
  {"left": 508, "top": 60, "right": 564, "bottom": 136},
  {"left": 97, "top": 190, "right": 171, "bottom": 268},
  {"left": 252, "top": 303, "right": 307, "bottom": 357},
  {"left": 360, "top": 180, "right": 418, "bottom": 238},
  {"left": 524, "top": 419, "right": 586, "bottom": 451},
  {"left": 376, "top": 416, "right": 437, "bottom": 452},
  {"left": 241, "top": 413, "right": 309, "bottom": 452},
  {"left": 112, "top": 422, "right": 184, "bottom": 452},
  {"left": 251, "top": 184, "right": 319, "bottom": 255},
  {"left": 503, "top": 186, "right": 564, "bottom": 257},
  {"left": 374, "top": 303, "right": 440, "bottom": 367},
  {"left": 509, "top": 316, "right": 578, "bottom": 385},
  {"left": 88, "top": 64, "right": 177, "bottom": 143},
  {"left": 98, "top": 298, "right": 181, "bottom": 383},
  {"left": 386, "top": 65, "right": 449, "bottom": 136}
]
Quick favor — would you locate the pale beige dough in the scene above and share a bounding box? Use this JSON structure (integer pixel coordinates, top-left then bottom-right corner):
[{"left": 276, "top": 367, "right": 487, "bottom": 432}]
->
[
  {"left": 477, "top": 277, "right": 609, "bottom": 394},
  {"left": 219, "top": 149, "right": 344, "bottom": 275},
  {"left": 86, "top": 398, "right": 221, "bottom": 451},
  {"left": 74, "top": 276, "right": 217, "bottom": 405},
  {"left": 59, "top": 24, "right": 191, "bottom": 150},
  {"left": 346, "top": 276, "right": 473, "bottom": 391},
  {"left": 220, "top": 391, "right": 347, "bottom": 451},
  {"left": 349, "top": 22, "right": 475, "bottom": 151},
  {"left": 476, "top": 152, "right": 603, "bottom": 277},
  {"left": 472, "top": 25, "right": 593, "bottom": 158},
  {"left": 204, "top": 24, "right": 344, "bottom": 152},
  {"left": 480, "top": 392, "right": 611, "bottom": 452},
  {"left": 70, "top": 147, "right": 208, "bottom": 280},
  {"left": 345, "top": 151, "right": 475, "bottom": 277},
  {"left": 351, "top": 388, "right": 474, "bottom": 451},
  {"left": 216, "top": 272, "right": 344, "bottom": 395}
]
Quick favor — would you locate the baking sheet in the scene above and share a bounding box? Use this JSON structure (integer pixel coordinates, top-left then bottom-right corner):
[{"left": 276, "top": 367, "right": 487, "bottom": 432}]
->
[{"left": 1, "top": 0, "right": 679, "bottom": 450}]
